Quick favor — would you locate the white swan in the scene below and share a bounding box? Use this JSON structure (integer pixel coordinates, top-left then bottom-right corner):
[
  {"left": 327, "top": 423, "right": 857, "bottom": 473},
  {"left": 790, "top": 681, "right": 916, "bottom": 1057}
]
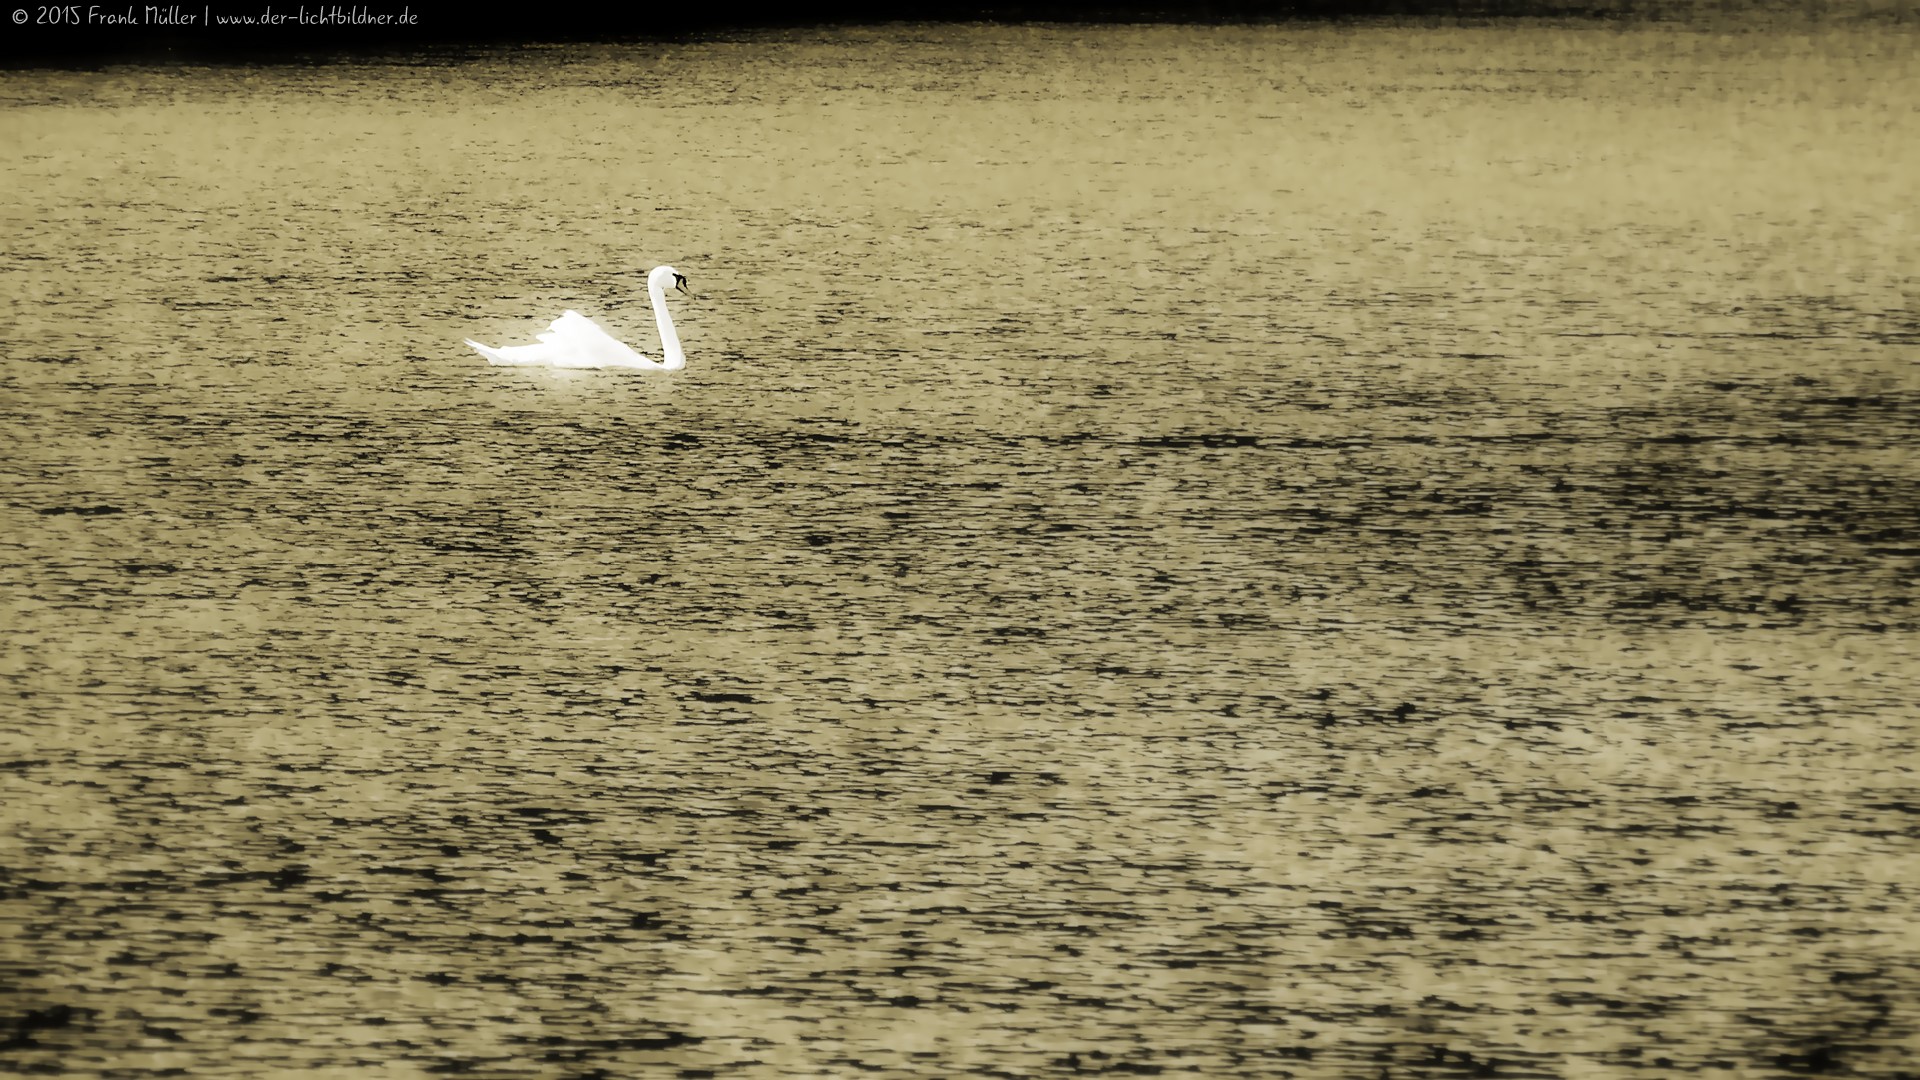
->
[{"left": 466, "top": 265, "right": 692, "bottom": 370}]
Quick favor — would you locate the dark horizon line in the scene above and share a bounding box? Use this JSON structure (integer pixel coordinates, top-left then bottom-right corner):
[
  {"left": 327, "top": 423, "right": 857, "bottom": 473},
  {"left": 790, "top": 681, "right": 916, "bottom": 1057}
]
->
[{"left": 0, "top": 0, "right": 1896, "bottom": 67}]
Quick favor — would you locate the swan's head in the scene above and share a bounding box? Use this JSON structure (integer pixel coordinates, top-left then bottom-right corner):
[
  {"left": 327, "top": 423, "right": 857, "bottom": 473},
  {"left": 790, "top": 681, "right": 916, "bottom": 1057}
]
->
[{"left": 651, "top": 265, "right": 692, "bottom": 297}]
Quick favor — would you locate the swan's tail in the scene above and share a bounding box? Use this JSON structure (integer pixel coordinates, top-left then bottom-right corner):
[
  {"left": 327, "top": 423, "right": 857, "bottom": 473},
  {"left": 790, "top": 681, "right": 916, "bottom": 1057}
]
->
[{"left": 466, "top": 339, "right": 515, "bottom": 365}]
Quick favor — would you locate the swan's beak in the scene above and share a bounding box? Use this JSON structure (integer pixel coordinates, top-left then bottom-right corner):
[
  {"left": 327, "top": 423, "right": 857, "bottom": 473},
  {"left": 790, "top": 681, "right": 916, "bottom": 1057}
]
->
[{"left": 674, "top": 275, "right": 692, "bottom": 297}]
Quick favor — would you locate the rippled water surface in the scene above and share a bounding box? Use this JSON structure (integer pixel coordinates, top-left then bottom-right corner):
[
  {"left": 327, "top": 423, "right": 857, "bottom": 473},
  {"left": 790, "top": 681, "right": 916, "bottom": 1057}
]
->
[{"left": 4, "top": 19, "right": 1919, "bottom": 1078}]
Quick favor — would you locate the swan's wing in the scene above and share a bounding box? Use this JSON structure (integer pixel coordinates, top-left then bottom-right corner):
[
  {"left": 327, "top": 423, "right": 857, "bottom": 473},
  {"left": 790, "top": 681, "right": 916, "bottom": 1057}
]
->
[
  {"left": 535, "top": 311, "right": 652, "bottom": 368},
  {"left": 469, "top": 311, "right": 651, "bottom": 368}
]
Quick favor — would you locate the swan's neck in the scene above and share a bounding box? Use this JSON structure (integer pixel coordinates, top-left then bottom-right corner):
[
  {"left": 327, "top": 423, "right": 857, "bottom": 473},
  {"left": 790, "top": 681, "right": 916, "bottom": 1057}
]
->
[{"left": 649, "top": 278, "right": 685, "bottom": 370}]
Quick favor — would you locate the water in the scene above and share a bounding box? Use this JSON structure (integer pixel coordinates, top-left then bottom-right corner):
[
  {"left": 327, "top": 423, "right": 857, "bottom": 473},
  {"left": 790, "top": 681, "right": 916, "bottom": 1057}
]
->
[{"left": 3, "top": 18, "right": 1919, "bottom": 1078}]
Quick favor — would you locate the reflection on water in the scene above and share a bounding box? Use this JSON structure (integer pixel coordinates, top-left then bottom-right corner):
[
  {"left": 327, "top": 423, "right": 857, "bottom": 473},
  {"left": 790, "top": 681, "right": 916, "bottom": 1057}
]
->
[{"left": 3, "top": 18, "right": 1918, "bottom": 1078}]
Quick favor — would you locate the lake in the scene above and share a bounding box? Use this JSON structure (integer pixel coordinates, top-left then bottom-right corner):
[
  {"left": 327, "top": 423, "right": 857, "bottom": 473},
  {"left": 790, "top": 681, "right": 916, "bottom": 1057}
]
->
[{"left": 2, "top": 16, "right": 1918, "bottom": 1078}]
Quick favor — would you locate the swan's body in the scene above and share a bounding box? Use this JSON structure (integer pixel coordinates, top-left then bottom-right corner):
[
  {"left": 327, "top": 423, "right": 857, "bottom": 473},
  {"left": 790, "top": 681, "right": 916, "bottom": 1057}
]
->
[{"left": 467, "top": 265, "right": 690, "bottom": 370}]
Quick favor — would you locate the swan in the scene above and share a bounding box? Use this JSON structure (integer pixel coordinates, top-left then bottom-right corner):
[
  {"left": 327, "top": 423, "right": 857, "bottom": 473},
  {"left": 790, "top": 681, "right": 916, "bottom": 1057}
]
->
[{"left": 466, "top": 265, "right": 692, "bottom": 370}]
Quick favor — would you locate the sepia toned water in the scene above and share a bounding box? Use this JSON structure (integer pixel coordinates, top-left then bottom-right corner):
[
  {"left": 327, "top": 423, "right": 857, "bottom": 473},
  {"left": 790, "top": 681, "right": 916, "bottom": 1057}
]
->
[{"left": 3, "top": 18, "right": 1919, "bottom": 1078}]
